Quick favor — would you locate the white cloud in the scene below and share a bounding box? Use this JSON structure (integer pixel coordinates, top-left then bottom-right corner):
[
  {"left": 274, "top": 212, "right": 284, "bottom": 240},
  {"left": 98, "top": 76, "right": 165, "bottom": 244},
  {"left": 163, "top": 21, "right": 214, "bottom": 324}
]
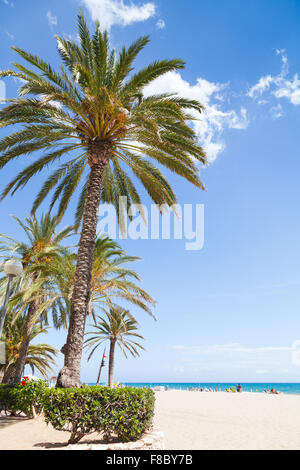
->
[
  {"left": 273, "top": 75, "right": 300, "bottom": 105},
  {"left": 248, "top": 75, "right": 274, "bottom": 98},
  {"left": 270, "top": 103, "right": 283, "bottom": 119},
  {"left": 5, "top": 30, "right": 14, "bottom": 40},
  {"left": 63, "top": 33, "right": 79, "bottom": 42},
  {"left": 291, "top": 341, "right": 300, "bottom": 366},
  {"left": 156, "top": 19, "right": 165, "bottom": 29},
  {"left": 172, "top": 342, "right": 292, "bottom": 355},
  {"left": 255, "top": 369, "right": 269, "bottom": 375},
  {"left": 82, "top": 0, "right": 156, "bottom": 30},
  {"left": 0, "top": 81, "right": 6, "bottom": 103},
  {"left": 144, "top": 72, "right": 249, "bottom": 162},
  {"left": 248, "top": 50, "right": 300, "bottom": 108},
  {"left": 46, "top": 11, "right": 58, "bottom": 27},
  {"left": 2, "top": 0, "right": 14, "bottom": 7},
  {"left": 172, "top": 340, "right": 300, "bottom": 376},
  {"left": 171, "top": 340, "right": 300, "bottom": 377}
]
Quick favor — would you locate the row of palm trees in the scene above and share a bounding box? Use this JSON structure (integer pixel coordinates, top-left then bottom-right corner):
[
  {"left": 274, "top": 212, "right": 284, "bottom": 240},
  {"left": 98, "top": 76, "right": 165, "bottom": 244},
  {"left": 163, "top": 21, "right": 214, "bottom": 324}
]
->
[
  {"left": 0, "top": 10, "right": 207, "bottom": 387},
  {"left": 0, "top": 214, "right": 152, "bottom": 386}
]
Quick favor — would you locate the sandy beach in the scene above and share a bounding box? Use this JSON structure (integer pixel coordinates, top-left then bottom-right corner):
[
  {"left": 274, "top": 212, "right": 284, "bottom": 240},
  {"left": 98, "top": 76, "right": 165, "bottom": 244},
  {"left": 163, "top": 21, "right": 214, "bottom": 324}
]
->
[
  {"left": 154, "top": 391, "right": 300, "bottom": 450},
  {"left": 1, "top": 390, "right": 300, "bottom": 450}
]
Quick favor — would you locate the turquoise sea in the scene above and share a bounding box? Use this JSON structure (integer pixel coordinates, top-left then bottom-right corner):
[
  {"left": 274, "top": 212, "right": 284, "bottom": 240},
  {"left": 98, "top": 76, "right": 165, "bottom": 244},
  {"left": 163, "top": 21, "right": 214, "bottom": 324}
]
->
[{"left": 87, "top": 382, "right": 300, "bottom": 394}]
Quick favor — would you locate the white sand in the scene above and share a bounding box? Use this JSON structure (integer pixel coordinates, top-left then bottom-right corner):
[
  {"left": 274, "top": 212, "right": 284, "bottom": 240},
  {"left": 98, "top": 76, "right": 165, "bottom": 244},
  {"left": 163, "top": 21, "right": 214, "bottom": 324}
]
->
[
  {"left": 154, "top": 390, "right": 300, "bottom": 450},
  {"left": 1, "top": 391, "right": 300, "bottom": 449}
]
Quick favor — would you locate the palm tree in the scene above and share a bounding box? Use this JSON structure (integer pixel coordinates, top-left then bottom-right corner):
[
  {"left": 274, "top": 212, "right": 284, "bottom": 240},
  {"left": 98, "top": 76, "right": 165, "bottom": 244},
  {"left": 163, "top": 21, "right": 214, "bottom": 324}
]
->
[
  {"left": 52, "top": 235, "right": 155, "bottom": 321},
  {"left": 1, "top": 317, "right": 57, "bottom": 382},
  {"left": 0, "top": 12, "right": 207, "bottom": 387},
  {"left": 85, "top": 307, "right": 144, "bottom": 387},
  {"left": 52, "top": 236, "right": 154, "bottom": 369},
  {"left": 89, "top": 236, "right": 155, "bottom": 317},
  {"left": 0, "top": 214, "right": 73, "bottom": 382}
]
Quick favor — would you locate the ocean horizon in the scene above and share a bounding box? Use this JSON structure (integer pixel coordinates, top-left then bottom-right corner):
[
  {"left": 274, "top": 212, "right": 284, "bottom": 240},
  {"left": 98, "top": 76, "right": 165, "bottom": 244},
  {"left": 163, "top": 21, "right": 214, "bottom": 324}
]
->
[{"left": 86, "top": 382, "right": 300, "bottom": 394}]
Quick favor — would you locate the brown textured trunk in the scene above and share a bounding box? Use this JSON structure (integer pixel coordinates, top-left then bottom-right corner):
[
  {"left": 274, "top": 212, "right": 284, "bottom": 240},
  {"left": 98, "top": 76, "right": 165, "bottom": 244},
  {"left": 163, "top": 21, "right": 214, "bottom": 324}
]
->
[
  {"left": 56, "top": 140, "right": 112, "bottom": 388},
  {"left": 2, "top": 363, "right": 15, "bottom": 384},
  {"left": 108, "top": 339, "right": 116, "bottom": 388},
  {"left": 8, "top": 301, "right": 37, "bottom": 384}
]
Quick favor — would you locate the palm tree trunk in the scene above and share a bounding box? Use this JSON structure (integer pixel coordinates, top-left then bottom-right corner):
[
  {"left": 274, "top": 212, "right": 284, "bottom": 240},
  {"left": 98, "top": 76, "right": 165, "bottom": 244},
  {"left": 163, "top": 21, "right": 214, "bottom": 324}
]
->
[
  {"left": 2, "top": 363, "right": 15, "bottom": 384},
  {"left": 57, "top": 141, "right": 112, "bottom": 388},
  {"left": 9, "top": 301, "right": 37, "bottom": 384},
  {"left": 108, "top": 339, "right": 116, "bottom": 388}
]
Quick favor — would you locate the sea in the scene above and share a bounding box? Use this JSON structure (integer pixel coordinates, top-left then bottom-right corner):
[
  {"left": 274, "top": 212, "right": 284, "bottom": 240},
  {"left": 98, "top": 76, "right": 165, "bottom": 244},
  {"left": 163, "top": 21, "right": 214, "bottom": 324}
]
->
[{"left": 87, "top": 382, "right": 300, "bottom": 394}]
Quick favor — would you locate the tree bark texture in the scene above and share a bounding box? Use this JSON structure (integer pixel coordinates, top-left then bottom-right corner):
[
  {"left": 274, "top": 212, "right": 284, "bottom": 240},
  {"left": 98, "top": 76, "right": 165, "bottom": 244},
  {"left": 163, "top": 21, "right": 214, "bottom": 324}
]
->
[{"left": 57, "top": 140, "right": 112, "bottom": 388}]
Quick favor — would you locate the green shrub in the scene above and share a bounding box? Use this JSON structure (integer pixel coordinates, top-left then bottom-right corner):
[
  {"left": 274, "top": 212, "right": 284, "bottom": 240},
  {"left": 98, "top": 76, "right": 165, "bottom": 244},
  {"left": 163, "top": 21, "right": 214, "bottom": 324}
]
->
[
  {"left": 43, "top": 386, "right": 155, "bottom": 444},
  {"left": 0, "top": 380, "right": 48, "bottom": 418},
  {"left": 0, "top": 384, "right": 16, "bottom": 415}
]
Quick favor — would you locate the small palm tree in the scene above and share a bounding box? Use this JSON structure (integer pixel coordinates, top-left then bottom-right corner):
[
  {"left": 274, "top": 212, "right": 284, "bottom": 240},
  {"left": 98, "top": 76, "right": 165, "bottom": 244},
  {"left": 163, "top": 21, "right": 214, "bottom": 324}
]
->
[
  {"left": 1, "top": 318, "right": 57, "bottom": 382},
  {"left": 52, "top": 235, "right": 155, "bottom": 320},
  {"left": 0, "top": 12, "right": 207, "bottom": 387},
  {"left": 0, "top": 214, "right": 73, "bottom": 382},
  {"left": 85, "top": 307, "right": 144, "bottom": 387},
  {"left": 90, "top": 236, "right": 155, "bottom": 316}
]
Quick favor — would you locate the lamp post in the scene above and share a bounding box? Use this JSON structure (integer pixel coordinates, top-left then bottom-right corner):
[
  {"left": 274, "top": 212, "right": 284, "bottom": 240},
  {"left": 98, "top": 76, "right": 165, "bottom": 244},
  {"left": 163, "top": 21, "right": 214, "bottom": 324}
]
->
[
  {"left": 0, "top": 259, "right": 23, "bottom": 337},
  {"left": 96, "top": 348, "right": 107, "bottom": 385}
]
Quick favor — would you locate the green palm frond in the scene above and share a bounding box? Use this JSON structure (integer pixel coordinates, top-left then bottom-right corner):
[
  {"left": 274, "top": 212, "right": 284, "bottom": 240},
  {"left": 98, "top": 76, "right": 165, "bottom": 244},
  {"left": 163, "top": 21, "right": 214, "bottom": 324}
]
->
[
  {"left": 0, "top": 11, "right": 207, "bottom": 226},
  {"left": 84, "top": 307, "right": 145, "bottom": 361},
  {"left": 3, "top": 318, "right": 58, "bottom": 379}
]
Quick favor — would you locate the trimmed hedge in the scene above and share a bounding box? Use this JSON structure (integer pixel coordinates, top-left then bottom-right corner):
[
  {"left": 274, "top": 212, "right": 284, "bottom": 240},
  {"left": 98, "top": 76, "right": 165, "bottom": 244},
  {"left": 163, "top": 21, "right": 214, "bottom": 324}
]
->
[
  {"left": 0, "top": 383, "right": 155, "bottom": 445},
  {"left": 0, "top": 384, "right": 16, "bottom": 415},
  {"left": 0, "top": 380, "right": 48, "bottom": 418},
  {"left": 43, "top": 386, "right": 155, "bottom": 444}
]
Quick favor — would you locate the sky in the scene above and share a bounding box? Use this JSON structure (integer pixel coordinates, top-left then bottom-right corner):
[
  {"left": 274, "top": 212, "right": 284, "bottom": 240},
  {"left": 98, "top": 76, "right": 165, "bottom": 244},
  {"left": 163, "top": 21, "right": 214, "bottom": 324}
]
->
[{"left": 1, "top": 0, "right": 300, "bottom": 383}]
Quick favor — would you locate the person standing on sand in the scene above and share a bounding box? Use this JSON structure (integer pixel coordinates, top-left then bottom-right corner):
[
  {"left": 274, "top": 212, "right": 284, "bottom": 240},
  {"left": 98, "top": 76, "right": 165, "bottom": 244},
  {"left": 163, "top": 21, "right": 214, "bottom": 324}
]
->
[{"left": 237, "top": 384, "right": 242, "bottom": 392}]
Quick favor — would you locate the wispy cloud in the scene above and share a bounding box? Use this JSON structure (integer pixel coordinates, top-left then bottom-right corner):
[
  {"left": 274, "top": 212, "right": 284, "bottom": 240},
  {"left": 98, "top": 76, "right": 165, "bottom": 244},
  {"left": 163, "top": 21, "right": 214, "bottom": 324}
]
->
[
  {"left": 172, "top": 342, "right": 292, "bottom": 355},
  {"left": 270, "top": 103, "right": 283, "bottom": 119},
  {"left": 5, "top": 30, "right": 14, "bottom": 40},
  {"left": 46, "top": 10, "right": 58, "bottom": 27},
  {"left": 2, "top": 0, "right": 14, "bottom": 7},
  {"left": 248, "top": 49, "right": 300, "bottom": 107},
  {"left": 156, "top": 19, "right": 165, "bottom": 29},
  {"left": 171, "top": 341, "right": 300, "bottom": 375},
  {"left": 195, "top": 279, "right": 300, "bottom": 299},
  {"left": 82, "top": 0, "right": 156, "bottom": 30}
]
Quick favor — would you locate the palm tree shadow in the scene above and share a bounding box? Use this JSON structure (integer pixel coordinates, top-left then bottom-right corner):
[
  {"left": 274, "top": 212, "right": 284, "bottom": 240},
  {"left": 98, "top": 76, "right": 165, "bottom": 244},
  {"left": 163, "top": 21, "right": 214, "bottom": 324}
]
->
[
  {"left": 33, "top": 434, "right": 120, "bottom": 449},
  {"left": 0, "top": 414, "right": 29, "bottom": 429},
  {"left": 33, "top": 441, "right": 69, "bottom": 449}
]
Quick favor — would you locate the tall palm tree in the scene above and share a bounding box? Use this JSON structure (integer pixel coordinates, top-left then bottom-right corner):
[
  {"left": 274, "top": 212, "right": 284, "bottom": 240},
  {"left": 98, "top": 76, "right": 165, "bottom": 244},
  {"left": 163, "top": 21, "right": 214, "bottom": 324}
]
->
[
  {"left": 1, "top": 318, "right": 57, "bottom": 383},
  {"left": 0, "top": 214, "right": 73, "bottom": 382},
  {"left": 0, "top": 12, "right": 207, "bottom": 387},
  {"left": 85, "top": 307, "right": 144, "bottom": 387}
]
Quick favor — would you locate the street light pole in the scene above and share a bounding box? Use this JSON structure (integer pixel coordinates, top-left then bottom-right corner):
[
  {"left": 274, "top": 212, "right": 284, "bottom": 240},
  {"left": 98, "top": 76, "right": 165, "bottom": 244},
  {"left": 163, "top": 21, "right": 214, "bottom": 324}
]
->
[
  {"left": 0, "top": 259, "right": 23, "bottom": 338},
  {"left": 96, "top": 348, "right": 106, "bottom": 386}
]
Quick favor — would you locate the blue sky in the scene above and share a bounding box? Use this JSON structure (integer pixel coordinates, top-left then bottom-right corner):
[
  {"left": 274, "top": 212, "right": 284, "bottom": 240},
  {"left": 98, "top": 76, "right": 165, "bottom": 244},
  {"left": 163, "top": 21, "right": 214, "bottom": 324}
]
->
[{"left": 1, "top": 0, "right": 300, "bottom": 383}]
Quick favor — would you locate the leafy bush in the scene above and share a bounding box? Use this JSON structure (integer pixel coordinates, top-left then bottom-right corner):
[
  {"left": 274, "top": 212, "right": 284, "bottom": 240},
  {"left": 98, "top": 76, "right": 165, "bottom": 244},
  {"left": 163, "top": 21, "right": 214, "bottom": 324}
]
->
[
  {"left": 0, "top": 379, "right": 48, "bottom": 418},
  {"left": 43, "top": 386, "right": 155, "bottom": 444},
  {"left": 0, "top": 384, "right": 16, "bottom": 415}
]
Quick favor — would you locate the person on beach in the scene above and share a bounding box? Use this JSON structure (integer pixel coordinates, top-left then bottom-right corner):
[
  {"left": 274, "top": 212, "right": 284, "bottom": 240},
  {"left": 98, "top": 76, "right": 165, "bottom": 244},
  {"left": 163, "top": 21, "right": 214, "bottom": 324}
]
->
[{"left": 237, "top": 384, "right": 242, "bottom": 392}]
